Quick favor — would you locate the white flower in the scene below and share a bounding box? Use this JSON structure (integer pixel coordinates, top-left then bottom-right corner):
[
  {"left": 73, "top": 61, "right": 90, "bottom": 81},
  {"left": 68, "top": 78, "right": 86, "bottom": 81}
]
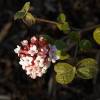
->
[
  {"left": 19, "top": 56, "right": 33, "bottom": 67},
  {"left": 30, "top": 45, "right": 37, "bottom": 51},
  {"left": 37, "top": 72, "right": 43, "bottom": 77},
  {"left": 21, "top": 40, "right": 28, "bottom": 46},
  {"left": 30, "top": 71, "right": 36, "bottom": 79},
  {"left": 39, "top": 36, "right": 44, "bottom": 41},
  {"left": 28, "top": 45, "right": 38, "bottom": 56},
  {"left": 14, "top": 45, "right": 21, "bottom": 54},
  {"left": 41, "top": 66, "right": 48, "bottom": 73},
  {"left": 31, "top": 36, "right": 37, "bottom": 43},
  {"left": 14, "top": 36, "right": 59, "bottom": 79}
]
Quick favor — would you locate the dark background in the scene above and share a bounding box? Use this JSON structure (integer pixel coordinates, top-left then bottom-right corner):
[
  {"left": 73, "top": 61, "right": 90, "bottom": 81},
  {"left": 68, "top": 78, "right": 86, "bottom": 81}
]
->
[{"left": 0, "top": 0, "right": 100, "bottom": 100}]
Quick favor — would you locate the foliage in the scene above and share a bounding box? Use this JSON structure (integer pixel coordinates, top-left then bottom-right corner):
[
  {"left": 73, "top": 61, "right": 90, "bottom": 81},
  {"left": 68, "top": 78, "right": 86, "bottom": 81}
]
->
[
  {"left": 79, "top": 39, "right": 92, "bottom": 51},
  {"left": 56, "top": 13, "right": 70, "bottom": 33},
  {"left": 93, "top": 27, "right": 100, "bottom": 45},
  {"left": 76, "top": 58, "right": 97, "bottom": 79},
  {"left": 14, "top": 2, "right": 99, "bottom": 85},
  {"left": 54, "top": 63, "right": 76, "bottom": 84}
]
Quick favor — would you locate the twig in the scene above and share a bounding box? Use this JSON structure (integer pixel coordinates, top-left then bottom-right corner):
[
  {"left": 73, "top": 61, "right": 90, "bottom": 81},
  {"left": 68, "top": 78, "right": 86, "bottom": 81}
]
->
[
  {"left": 79, "top": 24, "right": 100, "bottom": 33},
  {"left": 0, "top": 22, "right": 12, "bottom": 42},
  {"left": 0, "top": 95, "right": 11, "bottom": 100},
  {"left": 35, "top": 17, "right": 58, "bottom": 25}
]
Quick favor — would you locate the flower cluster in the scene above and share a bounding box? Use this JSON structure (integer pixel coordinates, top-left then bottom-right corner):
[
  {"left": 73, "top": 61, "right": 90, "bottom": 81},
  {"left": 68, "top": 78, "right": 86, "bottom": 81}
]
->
[{"left": 14, "top": 36, "right": 59, "bottom": 79}]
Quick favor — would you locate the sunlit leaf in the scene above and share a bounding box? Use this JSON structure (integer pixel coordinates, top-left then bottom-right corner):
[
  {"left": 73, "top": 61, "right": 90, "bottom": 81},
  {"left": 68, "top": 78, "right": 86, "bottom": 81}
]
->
[
  {"left": 56, "top": 22, "right": 70, "bottom": 33},
  {"left": 77, "top": 58, "right": 97, "bottom": 79},
  {"left": 57, "top": 13, "right": 70, "bottom": 33},
  {"left": 54, "top": 63, "right": 75, "bottom": 74},
  {"left": 14, "top": 2, "right": 30, "bottom": 20},
  {"left": 93, "top": 27, "right": 100, "bottom": 45},
  {"left": 55, "top": 50, "right": 70, "bottom": 60},
  {"left": 57, "top": 13, "right": 66, "bottom": 23},
  {"left": 23, "top": 12, "right": 35, "bottom": 25},
  {"left": 21, "top": 2, "right": 30, "bottom": 13},
  {"left": 54, "top": 63, "right": 76, "bottom": 84}
]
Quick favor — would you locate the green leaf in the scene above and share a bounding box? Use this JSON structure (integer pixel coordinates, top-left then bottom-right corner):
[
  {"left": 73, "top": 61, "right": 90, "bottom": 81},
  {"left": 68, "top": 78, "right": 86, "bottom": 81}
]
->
[
  {"left": 54, "top": 63, "right": 76, "bottom": 84},
  {"left": 57, "top": 13, "right": 70, "bottom": 33},
  {"left": 23, "top": 12, "right": 35, "bottom": 25},
  {"left": 54, "top": 63, "right": 75, "bottom": 74},
  {"left": 68, "top": 31, "right": 80, "bottom": 42},
  {"left": 54, "top": 40, "right": 66, "bottom": 50},
  {"left": 14, "top": 11, "right": 26, "bottom": 20},
  {"left": 55, "top": 50, "right": 70, "bottom": 60},
  {"left": 56, "top": 22, "right": 70, "bottom": 33},
  {"left": 14, "top": 2, "right": 30, "bottom": 20},
  {"left": 57, "top": 13, "right": 66, "bottom": 23},
  {"left": 21, "top": 2, "right": 30, "bottom": 13},
  {"left": 93, "top": 27, "right": 100, "bottom": 45},
  {"left": 77, "top": 58, "right": 97, "bottom": 79},
  {"left": 42, "top": 35, "right": 54, "bottom": 44},
  {"left": 79, "top": 39, "right": 92, "bottom": 51}
]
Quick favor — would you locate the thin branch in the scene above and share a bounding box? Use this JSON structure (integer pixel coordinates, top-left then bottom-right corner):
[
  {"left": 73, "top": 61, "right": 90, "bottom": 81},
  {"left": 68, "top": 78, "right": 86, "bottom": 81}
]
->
[
  {"left": 0, "top": 95, "right": 11, "bottom": 100},
  {"left": 79, "top": 24, "right": 100, "bottom": 33},
  {"left": 0, "top": 22, "right": 12, "bottom": 42},
  {"left": 35, "top": 17, "right": 58, "bottom": 25}
]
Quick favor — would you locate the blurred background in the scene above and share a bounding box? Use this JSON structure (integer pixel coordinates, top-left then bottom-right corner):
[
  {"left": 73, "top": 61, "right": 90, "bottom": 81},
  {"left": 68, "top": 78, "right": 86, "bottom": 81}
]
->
[{"left": 0, "top": 0, "right": 100, "bottom": 100}]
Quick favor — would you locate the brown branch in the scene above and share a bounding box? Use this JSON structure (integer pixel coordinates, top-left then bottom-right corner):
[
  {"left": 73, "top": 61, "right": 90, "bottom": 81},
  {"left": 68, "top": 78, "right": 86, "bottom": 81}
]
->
[
  {"left": 79, "top": 24, "right": 100, "bottom": 33},
  {"left": 0, "top": 22, "right": 12, "bottom": 42},
  {"left": 35, "top": 17, "right": 58, "bottom": 25}
]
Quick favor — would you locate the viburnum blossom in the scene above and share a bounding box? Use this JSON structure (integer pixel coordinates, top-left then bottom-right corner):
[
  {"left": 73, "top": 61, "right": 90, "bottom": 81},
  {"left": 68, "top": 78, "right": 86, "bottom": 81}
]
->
[{"left": 14, "top": 36, "right": 59, "bottom": 79}]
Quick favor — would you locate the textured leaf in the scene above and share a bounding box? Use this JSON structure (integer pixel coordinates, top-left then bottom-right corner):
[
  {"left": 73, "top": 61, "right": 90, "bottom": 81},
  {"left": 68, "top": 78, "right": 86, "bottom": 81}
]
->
[
  {"left": 14, "top": 2, "right": 30, "bottom": 20},
  {"left": 77, "top": 66, "right": 96, "bottom": 79},
  {"left": 77, "top": 58, "right": 96, "bottom": 67},
  {"left": 54, "top": 63, "right": 75, "bottom": 74},
  {"left": 55, "top": 50, "right": 70, "bottom": 60},
  {"left": 79, "top": 39, "right": 92, "bottom": 51},
  {"left": 68, "top": 31, "right": 80, "bottom": 42},
  {"left": 55, "top": 63, "right": 76, "bottom": 84},
  {"left": 22, "top": 2, "right": 30, "bottom": 13},
  {"left": 14, "top": 11, "right": 26, "bottom": 20},
  {"left": 77, "top": 58, "right": 97, "bottom": 79},
  {"left": 23, "top": 12, "right": 35, "bottom": 25},
  {"left": 54, "top": 40, "right": 66, "bottom": 50},
  {"left": 57, "top": 22, "right": 70, "bottom": 33},
  {"left": 93, "top": 27, "right": 100, "bottom": 45},
  {"left": 57, "top": 13, "right": 66, "bottom": 23}
]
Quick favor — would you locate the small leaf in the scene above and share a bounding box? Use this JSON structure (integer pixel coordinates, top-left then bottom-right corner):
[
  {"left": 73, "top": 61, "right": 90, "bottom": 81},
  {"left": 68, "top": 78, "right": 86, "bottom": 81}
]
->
[
  {"left": 22, "top": 2, "right": 30, "bottom": 13},
  {"left": 56, "top": 22, "right": 70, "bottom": 33},
  {"left": 14, "top": 11, "right": 26, "bottom": 20},
  {"left": 54, "top": 63, "right": 75, "bottom": 74},
  {"left": 57, "top": 13, "right": 66, "bottom": 23},
  {"left": 79, "top": 39, "right": 92, "bottom": 51},
  {"left": 55, "top": 50, "right": 70, "bottom": 60},
  {"left": 68, "top": 31, "right": 80, "bottom": 42},
  {"left": 14, "top": 2, "right": 30, "bottom": 20},
  {"left": 54, "top": 40, "right": 66, "bottom": 50},
  {"left": 23, "top": 12, "right": 35, "bottom": 25},
  {"left": 93, "top": 27, "right": 100, "bottom": 45},
  {"left": 54, "top": 63, "right": 76, "bottom": 84},
  {"left": 77, "top": 66, "right": 96, "bottom": 79},
  {"left": 42, "top": 35, "right": 54, "bottom": 44},
  {"left": 77, "top": 58, "right": 97, "bottom": 79}
]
